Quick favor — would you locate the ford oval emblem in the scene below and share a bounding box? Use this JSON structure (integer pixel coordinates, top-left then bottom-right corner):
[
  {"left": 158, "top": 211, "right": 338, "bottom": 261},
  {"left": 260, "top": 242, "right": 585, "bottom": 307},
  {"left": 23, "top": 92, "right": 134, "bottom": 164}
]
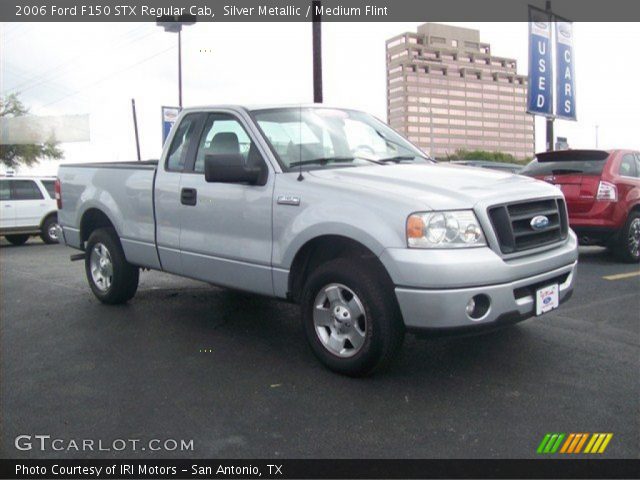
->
[{"left": 531, "top": 215, "right": 550, "bottom": 231}]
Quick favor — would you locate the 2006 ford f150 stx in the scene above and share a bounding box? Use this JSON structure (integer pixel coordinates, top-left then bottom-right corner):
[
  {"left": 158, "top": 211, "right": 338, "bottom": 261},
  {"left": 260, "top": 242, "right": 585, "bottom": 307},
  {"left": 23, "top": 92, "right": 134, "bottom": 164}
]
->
[{"left": 57, "top": 105, "right": 578, "bottom": 376}]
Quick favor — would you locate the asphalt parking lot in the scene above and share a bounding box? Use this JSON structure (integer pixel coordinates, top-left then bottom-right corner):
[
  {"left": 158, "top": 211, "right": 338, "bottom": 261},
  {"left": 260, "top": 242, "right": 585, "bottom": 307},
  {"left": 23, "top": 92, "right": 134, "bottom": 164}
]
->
[{"left": 1, "top": 239, "right": 638, "bottom": 459}]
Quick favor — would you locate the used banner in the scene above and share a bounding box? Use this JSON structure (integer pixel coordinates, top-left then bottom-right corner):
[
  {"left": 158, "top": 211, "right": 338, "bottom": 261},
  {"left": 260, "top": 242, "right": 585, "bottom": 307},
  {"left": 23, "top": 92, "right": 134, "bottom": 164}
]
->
[{"left": 527, "top": 9, "right": 553, "bottom": 116}]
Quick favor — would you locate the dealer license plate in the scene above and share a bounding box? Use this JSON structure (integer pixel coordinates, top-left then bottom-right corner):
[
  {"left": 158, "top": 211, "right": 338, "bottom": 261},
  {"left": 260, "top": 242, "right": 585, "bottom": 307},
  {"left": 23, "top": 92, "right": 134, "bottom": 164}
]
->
[{"left": 536, "top": 284, "right": 559, "bottom": 316}]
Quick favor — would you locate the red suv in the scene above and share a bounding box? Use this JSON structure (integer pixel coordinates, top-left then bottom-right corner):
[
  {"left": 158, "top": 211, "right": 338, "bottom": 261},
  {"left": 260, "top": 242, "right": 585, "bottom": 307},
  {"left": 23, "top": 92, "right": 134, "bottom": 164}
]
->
[{"left": 521, "top": 149, "right": 640, "bottom": 262}]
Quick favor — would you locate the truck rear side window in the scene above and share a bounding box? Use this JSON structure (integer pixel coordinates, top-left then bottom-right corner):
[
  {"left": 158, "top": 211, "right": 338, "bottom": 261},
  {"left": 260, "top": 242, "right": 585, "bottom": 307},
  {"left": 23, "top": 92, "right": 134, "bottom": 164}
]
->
[{"left": 166, "top": 115, "right": 199, "bottom": 172}]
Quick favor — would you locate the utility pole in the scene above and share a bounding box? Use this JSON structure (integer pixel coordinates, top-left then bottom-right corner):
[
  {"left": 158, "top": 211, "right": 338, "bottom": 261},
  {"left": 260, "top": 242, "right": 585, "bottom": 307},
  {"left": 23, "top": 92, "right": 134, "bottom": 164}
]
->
[
  {"left": 157, "top": 15, "right": 196, "bottom": 108},
  {"left": 595, "top": 125, "right": 599, "bottom": 148},
  {"left": 178, "top": 30, "right": 183, "bottom": 108},
  {"left": 312, "top": 0, "right": 323, "bottom": 103}
]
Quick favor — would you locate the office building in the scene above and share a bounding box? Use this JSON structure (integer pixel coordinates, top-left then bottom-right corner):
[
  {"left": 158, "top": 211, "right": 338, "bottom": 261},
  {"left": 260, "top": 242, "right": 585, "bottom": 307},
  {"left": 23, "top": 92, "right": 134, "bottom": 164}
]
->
[{"left": 386, "top": 23, "right": 534, "bottom": 159}]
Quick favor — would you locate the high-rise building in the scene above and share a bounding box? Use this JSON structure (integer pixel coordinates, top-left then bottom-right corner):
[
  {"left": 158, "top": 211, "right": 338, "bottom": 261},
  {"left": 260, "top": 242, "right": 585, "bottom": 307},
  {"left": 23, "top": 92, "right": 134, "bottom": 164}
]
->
[{"left": 386, "top": 23, "right": 534, "bottom": 160}]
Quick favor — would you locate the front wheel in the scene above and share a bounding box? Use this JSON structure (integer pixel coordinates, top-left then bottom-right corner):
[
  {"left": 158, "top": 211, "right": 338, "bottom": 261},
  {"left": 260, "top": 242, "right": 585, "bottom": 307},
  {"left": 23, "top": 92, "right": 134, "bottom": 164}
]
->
[
  {"left": 85, "top": 227, "right": 139, "bottom": 304},
  {"left": 40, "top": 215, "right": 60, "bottom": 244},
  {"left": 301, "top": 258, "right": 405, "bottom": 377},
  {"left": 5, "top": 234, "right": 30, "bottom": 246},
  {"left": 614, "top": 212, "right": 640, "bottom": 263}
]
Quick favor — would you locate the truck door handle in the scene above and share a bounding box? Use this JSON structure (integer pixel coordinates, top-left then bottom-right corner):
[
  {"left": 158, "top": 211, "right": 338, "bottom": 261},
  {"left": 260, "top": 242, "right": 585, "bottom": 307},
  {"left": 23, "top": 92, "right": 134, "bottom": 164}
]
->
[{"left": 181, "top": 188, "right": 197, "bottom": 206}]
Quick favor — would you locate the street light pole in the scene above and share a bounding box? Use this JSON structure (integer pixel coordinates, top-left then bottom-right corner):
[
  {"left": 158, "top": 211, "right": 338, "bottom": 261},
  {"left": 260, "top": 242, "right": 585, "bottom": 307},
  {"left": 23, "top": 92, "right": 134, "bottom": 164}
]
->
[{"left": 157, "top": 15, "right": 196, "bottom": 109}]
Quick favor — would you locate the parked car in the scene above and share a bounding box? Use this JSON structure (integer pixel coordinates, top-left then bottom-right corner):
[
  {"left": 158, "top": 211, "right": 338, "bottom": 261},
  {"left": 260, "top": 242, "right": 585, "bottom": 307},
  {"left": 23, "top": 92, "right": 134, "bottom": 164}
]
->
[
  {"left": 521, "top": 149, "right": 640, "bottom": 262},
  {"left": 57, "top": 105, "right": 578, "bottom": 376},
  {"left": 0, "top": 175, "right": 60, "bottom": 245},
  {"left": 450, "top": 160, "right": 523, "bottom": 174}
]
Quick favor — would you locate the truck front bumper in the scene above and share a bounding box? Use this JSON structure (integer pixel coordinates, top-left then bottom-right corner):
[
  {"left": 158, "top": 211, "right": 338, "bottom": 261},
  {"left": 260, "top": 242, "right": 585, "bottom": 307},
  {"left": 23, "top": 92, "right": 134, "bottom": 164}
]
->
[
  {"left": 395, "top": 260, "right": 576, "bottom": 331},
  {"left": 380, "top": 232, "right": 579, "bottom": 332}
]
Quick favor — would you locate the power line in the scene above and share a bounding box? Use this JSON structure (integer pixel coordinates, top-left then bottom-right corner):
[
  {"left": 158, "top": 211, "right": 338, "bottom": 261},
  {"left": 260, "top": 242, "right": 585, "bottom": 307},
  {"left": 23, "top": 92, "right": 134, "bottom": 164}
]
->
[
  {"left": 5, "top": 25, "right": 158, "bottom": 95},
  {"left": 36, "top": 44, "right": 177, "bottom": 112}
]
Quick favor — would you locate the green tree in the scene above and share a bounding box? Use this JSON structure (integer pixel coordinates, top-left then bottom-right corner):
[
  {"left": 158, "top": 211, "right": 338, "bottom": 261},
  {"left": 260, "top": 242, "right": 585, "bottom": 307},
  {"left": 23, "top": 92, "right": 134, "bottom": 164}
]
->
[
  {"left": 448, "top": 149, "right": 528, "bottom": 164},
  {"left": 0, "top": 93, "right": 64, "bottom": 169}
]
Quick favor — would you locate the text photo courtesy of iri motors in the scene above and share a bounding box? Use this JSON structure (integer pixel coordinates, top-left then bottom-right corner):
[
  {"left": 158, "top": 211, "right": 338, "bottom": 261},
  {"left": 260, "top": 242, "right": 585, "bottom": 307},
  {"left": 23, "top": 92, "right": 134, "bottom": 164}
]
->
[{"left": 0, "top": 1, "right": 638, "bottom": 479}]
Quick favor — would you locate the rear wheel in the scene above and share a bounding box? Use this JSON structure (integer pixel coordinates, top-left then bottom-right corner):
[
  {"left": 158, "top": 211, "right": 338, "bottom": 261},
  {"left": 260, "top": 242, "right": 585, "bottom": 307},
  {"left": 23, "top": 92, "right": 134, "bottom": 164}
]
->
[
  {"left": 5, "top": 234, "right": 30, "bottom": 246},
  {"left": 40, "top": 215, "right": 60, "bottom": 244},
  {"left": 301, "top": 258, "right": 404, "bottom": 377},
  {"left": 85, "top": 227, "right": 139, "bottom": 304},
  {"left": 614, "top": 212, "right": 640, "bottom": 263}
]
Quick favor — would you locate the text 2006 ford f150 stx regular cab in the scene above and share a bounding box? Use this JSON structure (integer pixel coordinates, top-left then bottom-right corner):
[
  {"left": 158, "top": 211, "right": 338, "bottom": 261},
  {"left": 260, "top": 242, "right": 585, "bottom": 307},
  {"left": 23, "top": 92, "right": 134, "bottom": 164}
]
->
[{"left": 57, "top": 106, "right": 578, "bottom": 376}]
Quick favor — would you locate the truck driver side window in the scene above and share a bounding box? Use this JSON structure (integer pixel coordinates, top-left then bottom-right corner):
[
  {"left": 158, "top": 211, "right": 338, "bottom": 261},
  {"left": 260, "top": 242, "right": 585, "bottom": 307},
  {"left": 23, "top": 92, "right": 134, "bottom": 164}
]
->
[
  {"left": 166, "top": 115, "right": 198, "bottom": 172},
  {"left": 193, "top": 114, "right": 263, "bottom": 174}
]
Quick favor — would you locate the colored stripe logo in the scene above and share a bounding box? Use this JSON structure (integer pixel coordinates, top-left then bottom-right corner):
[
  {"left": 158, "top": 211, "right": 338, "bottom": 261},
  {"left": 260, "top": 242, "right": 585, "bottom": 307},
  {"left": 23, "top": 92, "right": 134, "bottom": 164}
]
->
[{"left": 537, "top": 433, "right": 612, "bottom": 454}]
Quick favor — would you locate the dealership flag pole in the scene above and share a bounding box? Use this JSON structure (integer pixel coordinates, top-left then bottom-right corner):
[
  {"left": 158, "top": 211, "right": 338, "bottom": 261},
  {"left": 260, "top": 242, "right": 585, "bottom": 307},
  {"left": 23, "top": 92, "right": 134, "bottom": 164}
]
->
[{"left": 545, "top": 0, "right": 554, "bottom": 151}]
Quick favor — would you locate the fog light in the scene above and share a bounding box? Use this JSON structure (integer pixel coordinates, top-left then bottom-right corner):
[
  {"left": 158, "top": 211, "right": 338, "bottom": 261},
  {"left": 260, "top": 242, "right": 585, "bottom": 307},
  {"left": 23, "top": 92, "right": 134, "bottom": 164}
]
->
[
  {"left": 466, "top": 294, "right": 491, "bottom": 320},
  {"left": 465, "top": 298, "right": 476, "bottom": 316}
]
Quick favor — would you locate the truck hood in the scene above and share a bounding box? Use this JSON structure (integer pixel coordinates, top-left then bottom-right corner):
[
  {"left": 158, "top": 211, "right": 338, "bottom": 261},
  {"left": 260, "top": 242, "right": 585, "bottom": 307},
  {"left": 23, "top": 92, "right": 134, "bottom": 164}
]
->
[{"left": 308, "top": 163, "right": 561, "bottom": 210}]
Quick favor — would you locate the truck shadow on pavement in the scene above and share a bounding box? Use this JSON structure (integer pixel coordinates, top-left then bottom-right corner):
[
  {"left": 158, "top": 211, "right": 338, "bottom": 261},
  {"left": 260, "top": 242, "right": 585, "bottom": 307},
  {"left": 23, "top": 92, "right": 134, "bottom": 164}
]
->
[{"left": 131, "top": 283, "right": 537, "bottom": 381}]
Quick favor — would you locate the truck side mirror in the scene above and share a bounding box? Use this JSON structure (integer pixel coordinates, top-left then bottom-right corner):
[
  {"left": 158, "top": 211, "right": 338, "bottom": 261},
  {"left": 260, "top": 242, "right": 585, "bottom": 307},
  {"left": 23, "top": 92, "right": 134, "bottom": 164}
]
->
[{"left": 204, "top": 154, "right": 264, "bottom": 185}]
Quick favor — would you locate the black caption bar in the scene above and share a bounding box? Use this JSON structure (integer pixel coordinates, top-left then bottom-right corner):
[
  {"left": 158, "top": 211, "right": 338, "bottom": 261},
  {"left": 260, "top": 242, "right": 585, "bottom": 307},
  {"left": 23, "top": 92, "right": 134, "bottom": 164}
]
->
[
  {"left": 2, "top": 0, "right": 640, "bottom": 22},
  {"left": 1, "top": 459, "right": 639, "bottom": 479}
]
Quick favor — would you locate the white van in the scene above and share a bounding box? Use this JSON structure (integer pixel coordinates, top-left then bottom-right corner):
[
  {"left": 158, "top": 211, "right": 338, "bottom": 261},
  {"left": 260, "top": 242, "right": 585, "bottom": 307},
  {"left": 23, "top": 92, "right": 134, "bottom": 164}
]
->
[{"left": 0, "top": 176, "right": 60, "bottom": 245}]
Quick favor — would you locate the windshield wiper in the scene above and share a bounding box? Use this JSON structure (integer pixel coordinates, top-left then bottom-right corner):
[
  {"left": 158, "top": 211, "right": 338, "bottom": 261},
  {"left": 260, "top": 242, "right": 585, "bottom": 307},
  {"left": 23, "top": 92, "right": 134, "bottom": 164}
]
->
[
  {"left": 289, "top": 157, "right": 355, "bottom": 168},
  {"left": 378, "top": 155, "right": 417, "bottom": 163}
]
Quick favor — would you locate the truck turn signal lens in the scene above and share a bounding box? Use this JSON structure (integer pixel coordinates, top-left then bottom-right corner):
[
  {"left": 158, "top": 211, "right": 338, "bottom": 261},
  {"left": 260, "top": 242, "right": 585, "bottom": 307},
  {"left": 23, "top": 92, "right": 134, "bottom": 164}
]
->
[{"left": 407, "top": 215, "right": 425, "bottom": 239}]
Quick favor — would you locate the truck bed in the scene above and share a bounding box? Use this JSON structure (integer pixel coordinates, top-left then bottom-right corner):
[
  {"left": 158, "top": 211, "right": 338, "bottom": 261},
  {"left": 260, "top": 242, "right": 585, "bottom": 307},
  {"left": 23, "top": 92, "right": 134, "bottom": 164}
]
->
[{"left": 58, "top": 161, "right": 161, "bottom": 269}]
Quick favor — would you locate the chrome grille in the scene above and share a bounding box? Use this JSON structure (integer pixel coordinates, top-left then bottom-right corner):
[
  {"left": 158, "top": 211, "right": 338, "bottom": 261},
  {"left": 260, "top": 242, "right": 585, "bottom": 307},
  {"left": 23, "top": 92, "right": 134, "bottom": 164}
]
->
[{"left": 488, "top": 198, "right": 568, "bottom": 254}]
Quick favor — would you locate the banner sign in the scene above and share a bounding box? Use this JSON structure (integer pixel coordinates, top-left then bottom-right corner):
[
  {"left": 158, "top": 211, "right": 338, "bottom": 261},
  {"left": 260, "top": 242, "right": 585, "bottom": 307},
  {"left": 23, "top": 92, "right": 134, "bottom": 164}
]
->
[
  {"left": 161, "top": 106, "right": 181, "bottom": 145},
  {"left": 527, "top": 10, "right": 553, "bottom": 116},
  {"left": 555, "top": 21, "right": 577, "bottom": 120}
]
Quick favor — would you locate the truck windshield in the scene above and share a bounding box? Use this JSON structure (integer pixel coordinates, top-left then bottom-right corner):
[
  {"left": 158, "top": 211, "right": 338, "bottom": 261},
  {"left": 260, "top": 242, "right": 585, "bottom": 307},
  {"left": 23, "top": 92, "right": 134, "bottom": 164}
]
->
[{"left": 252, "top": 107, "right": 430, "bottom": 171}]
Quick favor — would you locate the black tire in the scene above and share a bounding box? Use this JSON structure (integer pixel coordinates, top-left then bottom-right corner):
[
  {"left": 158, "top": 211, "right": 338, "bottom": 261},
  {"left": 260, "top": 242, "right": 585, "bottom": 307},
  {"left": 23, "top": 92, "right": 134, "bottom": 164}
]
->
[
  {"left": 5, "top": 234, "right": 30, "bottom": 246},
  {"left": 301, "top": 258, "right": 405, "bottom": 377},
  {"left": 85, "top": 227, "right": 139, "bottom": 304},
  {"left": 614, "top": 212, "right": 640, "bottom": 263},
  {"left": 40, "top": 215, "right": 60, "bottom": 244}
]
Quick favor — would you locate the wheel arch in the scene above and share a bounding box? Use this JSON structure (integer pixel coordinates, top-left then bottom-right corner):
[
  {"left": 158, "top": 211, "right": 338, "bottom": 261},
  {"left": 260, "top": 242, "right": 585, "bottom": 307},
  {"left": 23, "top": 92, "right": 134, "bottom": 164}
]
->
[
  {"left": 287, "top": 234, "right": 394, "bottom": 303},
  {"left": 39, "top": 210, "right": 58, "bottom": 229},
  {"left": 79, "top": 208, "right": 118, "bottom": 246}
]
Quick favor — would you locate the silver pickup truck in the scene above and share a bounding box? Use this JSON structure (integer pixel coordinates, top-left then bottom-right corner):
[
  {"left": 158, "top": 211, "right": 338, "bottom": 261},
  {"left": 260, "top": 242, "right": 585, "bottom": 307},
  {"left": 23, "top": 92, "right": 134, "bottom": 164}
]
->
[{"left": 58, "top": 105, "right": 578, "bottom": 376}]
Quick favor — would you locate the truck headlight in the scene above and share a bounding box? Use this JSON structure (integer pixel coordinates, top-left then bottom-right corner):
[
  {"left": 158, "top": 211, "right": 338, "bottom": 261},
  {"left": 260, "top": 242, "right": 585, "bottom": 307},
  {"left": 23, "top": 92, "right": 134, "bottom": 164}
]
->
[{"left": 407, "top": 210, "right": 486, "bottom": 248}]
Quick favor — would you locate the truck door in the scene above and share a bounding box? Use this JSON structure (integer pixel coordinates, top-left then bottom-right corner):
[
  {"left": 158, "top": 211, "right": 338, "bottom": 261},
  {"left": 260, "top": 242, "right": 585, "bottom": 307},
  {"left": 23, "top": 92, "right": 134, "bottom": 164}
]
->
[
  {"left": 177, "top": 111, "right": 274, "bottom": 295},
  {"left": 0, "top": 180, "right": 16, "bottom": 229},
  {"left": 154, "top": 112, "right": 205, "bottom": 275}
]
